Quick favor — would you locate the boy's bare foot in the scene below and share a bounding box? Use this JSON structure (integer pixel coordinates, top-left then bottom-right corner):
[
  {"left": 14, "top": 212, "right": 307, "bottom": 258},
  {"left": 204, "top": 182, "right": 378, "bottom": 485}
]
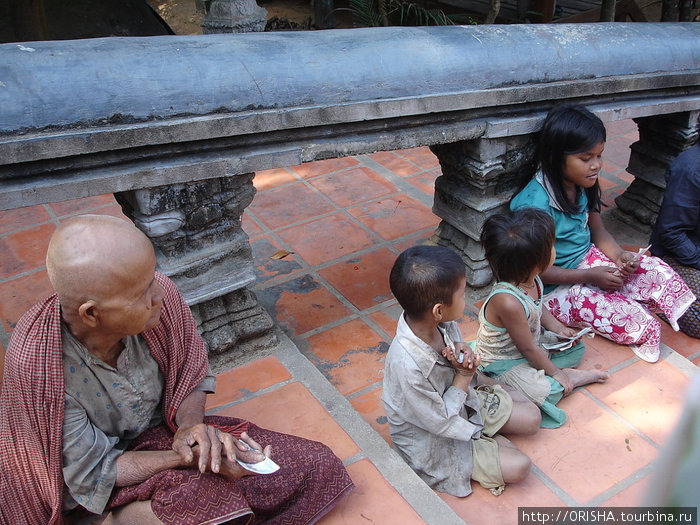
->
[{"left": 562, "top": 367, "right": 609, "bottom": 389}]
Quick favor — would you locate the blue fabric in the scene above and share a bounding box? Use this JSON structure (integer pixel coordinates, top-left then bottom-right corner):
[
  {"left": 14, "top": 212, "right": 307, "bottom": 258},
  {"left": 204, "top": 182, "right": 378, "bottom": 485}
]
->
[
  {"left": 511, "top": 176, "right": 592, "bottom": 293},
  {"left": 650, "top": 143, "right": 700, "bottom": 271},
  {"left": 479, "top": 342, "right": 585, "bottom": 428}
]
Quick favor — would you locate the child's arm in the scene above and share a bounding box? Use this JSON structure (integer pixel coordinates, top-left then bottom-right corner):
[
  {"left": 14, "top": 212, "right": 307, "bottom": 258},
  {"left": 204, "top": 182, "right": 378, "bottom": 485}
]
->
[
  {"left": 486, "top": 293, "right": 574, "bottom": 394},
  {"left": 589, "top": 212, "right": 639, "bottom": 276},
  {"left": 541, "top": 307, "right": 579, "bottom": 339},
  {"left": 539, "top": 212, "right": 628, "bottom": 291},
  {"left": 443, "top": 342, "right": 480, "bottom": 393}
]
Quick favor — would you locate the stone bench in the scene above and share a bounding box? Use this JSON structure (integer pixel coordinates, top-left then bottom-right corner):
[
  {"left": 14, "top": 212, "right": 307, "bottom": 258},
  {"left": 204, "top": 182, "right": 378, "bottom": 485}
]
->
[{"left": 1, "top": 22, "right": 698, "bottom": 355}]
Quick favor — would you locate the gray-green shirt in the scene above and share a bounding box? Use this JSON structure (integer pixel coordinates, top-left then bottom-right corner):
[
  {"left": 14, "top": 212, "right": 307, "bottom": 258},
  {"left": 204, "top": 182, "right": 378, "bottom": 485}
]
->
[
  {"left": 381, "top": 314, "right": 483, "bottom": 497},
  {"left": 60, "top": 324, "right": 215, "bottom": 514}
]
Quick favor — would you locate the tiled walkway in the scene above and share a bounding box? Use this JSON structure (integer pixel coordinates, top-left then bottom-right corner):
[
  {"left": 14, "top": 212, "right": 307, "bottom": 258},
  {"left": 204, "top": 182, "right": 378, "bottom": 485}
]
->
[{"left": 1, "top": 119, "right": 699, "bottom": 524}]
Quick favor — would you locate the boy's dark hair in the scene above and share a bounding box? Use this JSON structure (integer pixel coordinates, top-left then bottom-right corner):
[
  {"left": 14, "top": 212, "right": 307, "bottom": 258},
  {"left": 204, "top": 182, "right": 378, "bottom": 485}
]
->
[
  {"left": 537, "top": 104, "right": 605, "bottom": 215},
  {"left": 389, "top": 245, "right": 466, "bottom": 317},
  {"left": 480, "top": 208, "right": 556, "bottom": 284}
]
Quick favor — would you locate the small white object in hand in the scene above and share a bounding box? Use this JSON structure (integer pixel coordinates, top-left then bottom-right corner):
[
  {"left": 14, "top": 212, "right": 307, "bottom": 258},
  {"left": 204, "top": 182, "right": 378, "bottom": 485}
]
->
[{"left": 236, "top": 440, "right": 280, "bottom": 474}]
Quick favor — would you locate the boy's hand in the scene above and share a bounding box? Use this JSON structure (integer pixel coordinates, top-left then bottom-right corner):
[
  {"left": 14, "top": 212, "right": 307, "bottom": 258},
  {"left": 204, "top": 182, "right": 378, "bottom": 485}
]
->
[{"left": 443, "top": 342, "right": 481, "bottom": 377}]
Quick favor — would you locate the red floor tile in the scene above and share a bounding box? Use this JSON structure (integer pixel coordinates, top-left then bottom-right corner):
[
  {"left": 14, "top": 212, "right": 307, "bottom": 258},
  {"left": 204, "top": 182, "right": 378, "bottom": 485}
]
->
[
  {"left": 242, "top": 212, "right": 265, "bottom": 239},
  {"left": 215, "top": 381, "right": 360, "bottom": 461},
  {"left": 391, "top": 229, "right": 437, "bottom": 253},
  {"left": 255, "top": 274, "right": 353, "bottom": 336},
  {"left": 250, "top": 235, "right": 303, "bottom": 284},
  {"left": 276, "top": 213, "right": 379, "bottom": 266},
  {"left": 84, "top": 203, "right": 130, "bottom": 222},
  {"left": 623, "top": 131, "right": 640, "bottom": 143},
  {"left": 405, "top": 172, "right": 437, "bottom": 196},
  {"left": 368, "top": 308, "right": 400, "bottom": 339},
  {"left": 455, "top": 313, "right": 480, "bottom": 342},
  {"left": 598, "top": 175, "right": 617, "bottom": 193},
  {"left": 348, "top": 195, "right": 439, "bottom": 241},
  {"left": 253, "top": 167, "right": 298, "bottom": 191},
  {"left": 49, "top": 194, "right": 117, "bottom": 217},
  {"left": 577, "top": 334, "right": 635, "bottom": 372},
  {"left": 205, "top": 356, "right": 292, "bottom": 410},
  {"left": 0, "top": 205, "right": 50, "bottom": 235},
  {"left": 349, "top": 387, "right": 391, "bottom": 445},
  {"left": 600, "top": 474, "right": 650, "bottom": 506},
  {"left": 309, "top": 167, "right": 397, "bottom": 207},
  {"left": 615, "top": 170, "right": 635, "bottom": 184},
  {"left": 607, "top": 119, "right": 638, "bottom": 136},
  {"left": 659, "top": 320, "right": 700, "bottom": 359},
  {"left": 586, "top": 359, "right": 689, "bottom": 446},
  {"left": 305, "top": 318, "right": 387, "bottom": 396},
  {"left": 440, "top": 472, "right": 566, "bottom": 525},
  {"left": 248, "top": 182, "right": 336, "bottom": 230},
  {"left": 510, "top": 391, "right": 658, "bottom": 504},
  {"left": 318, "top": 248, "right": 396, "bottom": 311},
  {"left": 602, "top": 187, "right": 626, "bottom": 203},
  {"left": 319, "top": 458, "right": 425, "bottom": 525},
  {"left": 603, "top": 140, "right": 632, "bottom": 171},
  {"left": 602, "top": 160, "right": 626, "bottom": 178},
  {"left": 395, "top": 147, "right": 440, "bottom": 170},
  {"left": 368, "top": 151, "right": 422, "bottom": 177},
  {"left": 0, "top": 223, "right": 55, "bottom": 279},
  {"left": 290, "top": 157, "right": 360, "bottom": 179},
  {"left": 0, "top": 270, "right": 54, "bottom": 332}
]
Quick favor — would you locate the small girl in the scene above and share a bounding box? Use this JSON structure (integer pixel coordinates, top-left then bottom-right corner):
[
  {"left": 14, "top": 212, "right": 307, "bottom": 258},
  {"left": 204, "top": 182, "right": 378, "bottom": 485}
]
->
[
  {"left": 511, "top": 104, "right": 695, "bottom": 363},
  {"left": 476, "top": 208, "right": 609, "bottom": 428}
]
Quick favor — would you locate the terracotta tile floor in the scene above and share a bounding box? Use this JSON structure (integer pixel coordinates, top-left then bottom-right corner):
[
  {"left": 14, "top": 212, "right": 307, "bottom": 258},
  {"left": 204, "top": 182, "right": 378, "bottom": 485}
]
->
[{"left": 1, "top": 119, "right": 699, "bottom": 523}]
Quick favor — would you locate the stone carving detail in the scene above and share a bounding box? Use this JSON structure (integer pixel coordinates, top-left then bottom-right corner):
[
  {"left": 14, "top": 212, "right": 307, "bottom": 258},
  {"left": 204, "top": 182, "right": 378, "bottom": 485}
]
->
[
  {"left": 430, "top": 135, "right": 537, "bottom": 288},
  {"left": 197, "top": 0, "right": 268, "bottom": 33},
  {"left": 616, "top": 111, "right": 700, "bottom": 226},
  {"left": 115, "top": 174, "right": 275, "bottom": 361}
]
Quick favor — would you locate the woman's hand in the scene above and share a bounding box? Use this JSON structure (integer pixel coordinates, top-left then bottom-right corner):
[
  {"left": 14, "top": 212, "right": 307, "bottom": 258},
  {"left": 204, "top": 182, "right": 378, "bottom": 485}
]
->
[
  {"left": 173, "top": 425, "right": 267, "bottom": 475},
  {"left": 586, "top": 266, "right": 624, "bottom": 291}
]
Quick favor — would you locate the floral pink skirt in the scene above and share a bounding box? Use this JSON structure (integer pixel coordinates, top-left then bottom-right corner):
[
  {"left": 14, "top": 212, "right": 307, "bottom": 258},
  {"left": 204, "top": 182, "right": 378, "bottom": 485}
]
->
[{"left": 545, "top": 246, "right": 695, "bottom": 362}]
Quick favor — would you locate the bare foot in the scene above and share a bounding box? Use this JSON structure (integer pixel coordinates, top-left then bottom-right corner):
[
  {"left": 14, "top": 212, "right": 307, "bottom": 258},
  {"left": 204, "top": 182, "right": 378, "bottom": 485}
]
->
[{"left": 562, "top": 367, "right": 609, "bottom": 389}]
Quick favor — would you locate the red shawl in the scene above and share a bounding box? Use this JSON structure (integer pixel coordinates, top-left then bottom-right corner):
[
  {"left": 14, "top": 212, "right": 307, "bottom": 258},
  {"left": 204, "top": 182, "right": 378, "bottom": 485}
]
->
[{"left": 0, "top": 272, "right": 209, "bottom": 524}]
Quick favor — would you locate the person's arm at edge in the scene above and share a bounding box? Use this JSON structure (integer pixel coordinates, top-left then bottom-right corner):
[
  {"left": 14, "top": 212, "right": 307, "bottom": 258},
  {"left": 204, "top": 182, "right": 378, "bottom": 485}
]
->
[{"left": 655, "top": 164, "right": 700, "bottom": 269}]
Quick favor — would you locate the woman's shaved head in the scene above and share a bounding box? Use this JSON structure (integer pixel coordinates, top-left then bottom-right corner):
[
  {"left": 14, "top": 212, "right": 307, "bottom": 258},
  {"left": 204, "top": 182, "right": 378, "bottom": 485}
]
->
[{"left": 46, "top": 215, "right": 155, "bottom": 308}]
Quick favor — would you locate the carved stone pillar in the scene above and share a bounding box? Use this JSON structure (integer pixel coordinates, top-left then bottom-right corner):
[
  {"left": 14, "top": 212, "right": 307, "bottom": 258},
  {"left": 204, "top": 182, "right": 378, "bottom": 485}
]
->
[
  {"left": 114, "top": 174, "right": 276, "bottom": 366},
  {"left": 430, "top": 134, "right": 538, "bottom": 289},
  {"left": 196, "top": 0, "right": 267, "bottom": 34},
  {"left": 615, "top": 111, "right": 700, "bottom": 226}
]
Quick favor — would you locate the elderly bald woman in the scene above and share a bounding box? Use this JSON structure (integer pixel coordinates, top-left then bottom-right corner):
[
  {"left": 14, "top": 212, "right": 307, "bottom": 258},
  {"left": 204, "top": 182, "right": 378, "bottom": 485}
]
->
[{"left": 0, "top": 215, "right": 353, "bottom": 525}]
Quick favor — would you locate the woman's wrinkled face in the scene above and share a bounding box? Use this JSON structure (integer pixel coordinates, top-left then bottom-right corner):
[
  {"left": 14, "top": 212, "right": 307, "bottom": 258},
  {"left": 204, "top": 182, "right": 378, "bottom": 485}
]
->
[{"left": 96, "top": 248, "right": 165, "bottom": 337}]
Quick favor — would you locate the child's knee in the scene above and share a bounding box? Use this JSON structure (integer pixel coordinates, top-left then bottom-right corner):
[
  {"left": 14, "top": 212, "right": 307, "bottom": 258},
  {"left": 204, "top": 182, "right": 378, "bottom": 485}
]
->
[
  {"left": 505, "top": 399, "right": 541, "bottom": 435},
  {"left": 502, "top": 450, "right": 532, "bottom": 484},
  {"left": 513, "top": 452, "right": 532, "bottom": 483},
  {"left": 522, "top": 402, "right": 541, "bottom": 434}
]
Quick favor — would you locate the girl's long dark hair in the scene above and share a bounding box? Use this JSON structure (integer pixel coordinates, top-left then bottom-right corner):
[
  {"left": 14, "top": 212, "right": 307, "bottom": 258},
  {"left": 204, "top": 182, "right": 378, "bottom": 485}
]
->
[{"left": 537, "top": 104, "right": 605, "bottom": 214}]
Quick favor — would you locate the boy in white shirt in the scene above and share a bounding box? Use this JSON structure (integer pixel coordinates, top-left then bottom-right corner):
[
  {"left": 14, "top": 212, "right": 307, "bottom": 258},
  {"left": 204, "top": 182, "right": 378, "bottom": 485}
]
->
[{"left": 382, "top": 245, "right": 540, "bottom": 497}]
